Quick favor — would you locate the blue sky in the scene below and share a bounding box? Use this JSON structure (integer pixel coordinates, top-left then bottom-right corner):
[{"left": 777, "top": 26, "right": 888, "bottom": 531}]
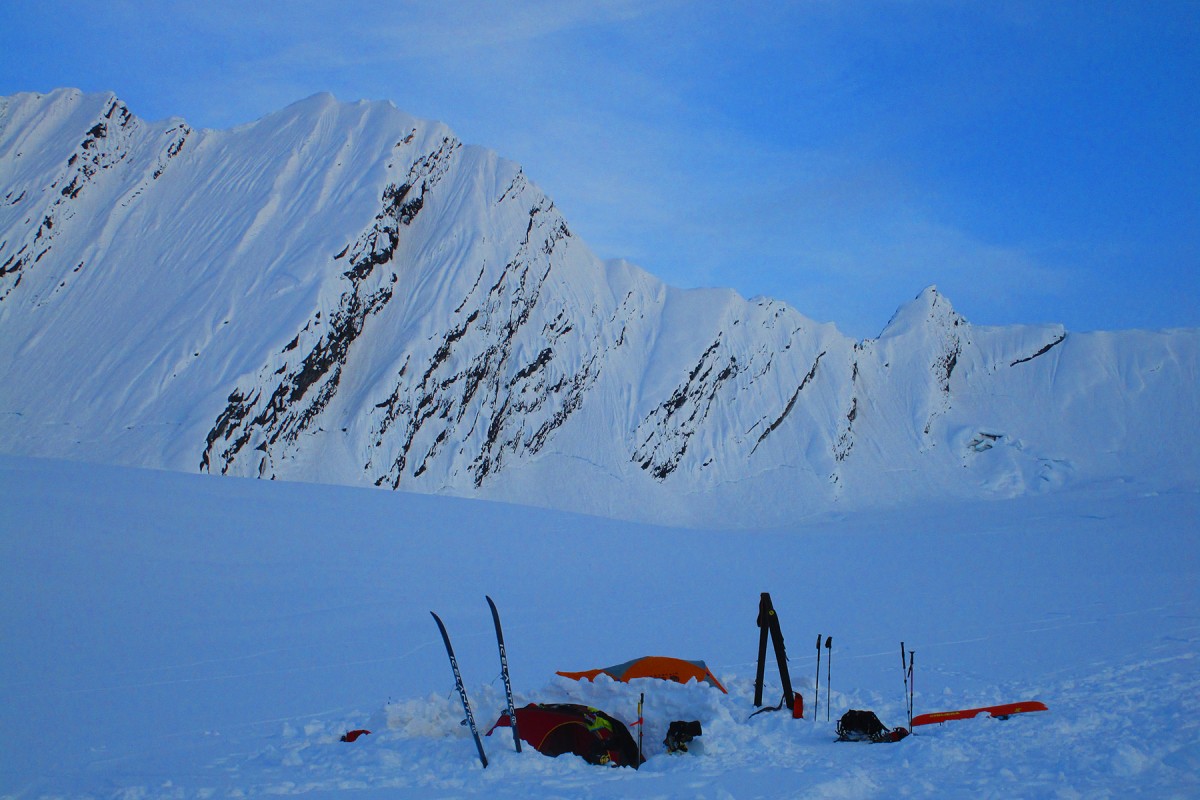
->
[{"left": 2, "top": 0, "right": 1196, "bottom": 338}]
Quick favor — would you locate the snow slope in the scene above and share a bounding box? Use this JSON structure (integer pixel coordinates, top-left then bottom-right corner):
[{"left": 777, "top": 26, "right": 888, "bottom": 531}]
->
[
  {"left": 1, "top": 89, "right": 1197, "bottom": 527},
  {"left": 2, "top": 455, "right": 1197, "bottom": 798}
]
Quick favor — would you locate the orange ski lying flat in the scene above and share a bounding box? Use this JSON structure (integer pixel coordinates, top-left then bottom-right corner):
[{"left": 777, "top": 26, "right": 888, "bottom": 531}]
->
[{"left": 911, "top": 701, "right": 1048, "bottom": 726}]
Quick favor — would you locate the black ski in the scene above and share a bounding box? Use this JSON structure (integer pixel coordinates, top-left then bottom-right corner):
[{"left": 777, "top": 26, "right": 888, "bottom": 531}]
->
[
  {"left": 431, "top": 611, "right": 488, "bottom": 768},
  {"left": 751, "top": 592, "right": 797, "bottom": 717},
  {"left": 486, "top": 595, "right": 521, "bottom": 753}
]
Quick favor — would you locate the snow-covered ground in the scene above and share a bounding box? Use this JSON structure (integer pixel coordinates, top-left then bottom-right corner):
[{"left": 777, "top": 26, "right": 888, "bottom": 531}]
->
[{"left": 2, "top": 454, "right": 1197, "bottom": 798}]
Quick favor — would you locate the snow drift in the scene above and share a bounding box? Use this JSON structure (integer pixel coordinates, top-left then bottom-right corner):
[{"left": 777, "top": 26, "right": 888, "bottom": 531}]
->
[{"left": 1, "top": 89, "right": 1196, "bottom": 526}]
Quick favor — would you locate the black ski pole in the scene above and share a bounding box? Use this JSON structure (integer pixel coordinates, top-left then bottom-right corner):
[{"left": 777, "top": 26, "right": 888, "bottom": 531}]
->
[
  {"left": 815, "top": 634, "right": 822, "bottom": 722},
  {"left": 908, "top": 650, "right": 915, "bottom": 729},
  {"left": 637, "top": 692, "right": 644, "bottom": 764},
  {"left": 825, "top": 636, "right": 832, "bottom": 721},
  {"left": 901, "top": 642, "right": 909, "bottom": 726}
]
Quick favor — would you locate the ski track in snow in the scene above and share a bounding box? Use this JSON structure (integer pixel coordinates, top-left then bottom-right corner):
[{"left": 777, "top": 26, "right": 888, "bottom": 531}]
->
[{"left": 1, "top": 456, "right": 1197, "bottom": 798}]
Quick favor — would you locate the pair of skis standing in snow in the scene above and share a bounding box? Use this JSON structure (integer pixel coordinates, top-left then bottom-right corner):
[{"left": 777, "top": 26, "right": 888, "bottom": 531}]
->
[
  {"left": 752, "top": 593, "right": 840, "bottom": 725},
  {"left": 432, "top": 597, "right": 648, "bottom": 769},
  {"left": 429, "top": 596, "right": 517, "bottom": 768},
  {"left": 752, "top": 592, "right": 853, "bottom": 731}
]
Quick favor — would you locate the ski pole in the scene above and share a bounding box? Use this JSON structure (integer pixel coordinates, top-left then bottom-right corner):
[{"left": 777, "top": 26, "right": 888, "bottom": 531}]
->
[
  {"left": 825, "top": 636, "right": 832, "bottom": 721},
  {"left": 637, "top": 692, "right": 644, "bottom": 764},
  {"left": 908, "top": 650, "right": 915, "bottom": 729},
  {"left": 901, "top": 642, "right": 909, "bottom": 725},
  {"left": 815, "top": 634, "right": 822, "bottom": 722}
]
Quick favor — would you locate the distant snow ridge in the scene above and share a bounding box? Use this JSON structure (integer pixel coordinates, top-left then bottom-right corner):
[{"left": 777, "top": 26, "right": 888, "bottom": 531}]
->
[{"left": 1, "top": 89, "right": 1196, "bottom": 526}]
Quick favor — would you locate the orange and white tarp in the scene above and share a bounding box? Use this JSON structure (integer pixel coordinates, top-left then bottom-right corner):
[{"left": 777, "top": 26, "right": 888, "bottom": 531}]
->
[{"left": 557, "top": 656, "right": 727, "bottom": 693}]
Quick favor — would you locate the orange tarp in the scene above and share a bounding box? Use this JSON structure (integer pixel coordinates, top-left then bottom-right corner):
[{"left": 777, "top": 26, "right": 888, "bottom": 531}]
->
[{"left": 557, "top": 656, "right": 727, "bottom": 693}]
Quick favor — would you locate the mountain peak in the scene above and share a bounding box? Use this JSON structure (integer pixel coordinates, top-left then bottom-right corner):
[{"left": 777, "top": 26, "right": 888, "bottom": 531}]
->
[
  {"left": 877, "top": 284, "right": 965, "bottom": 340},
  {"left": 0, "top": 90, "right": 1195, "bottom": 527}
]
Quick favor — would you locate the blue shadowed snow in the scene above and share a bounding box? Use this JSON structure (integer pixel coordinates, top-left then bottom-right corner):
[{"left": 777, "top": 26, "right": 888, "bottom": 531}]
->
[{"left": 1, "top": 454, "right": 1196, "bottom": 797}]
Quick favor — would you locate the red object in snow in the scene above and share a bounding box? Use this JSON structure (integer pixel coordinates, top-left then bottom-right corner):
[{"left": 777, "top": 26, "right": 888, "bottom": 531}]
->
[
  {"left": 340, "top": 729, "right": 371, "bottom": 742},
  {"left": 487, "top": 703, "right": 643, "bottom": 768},
  {"left": 911, "top": 701, "right": 1048, "bottom": 727}
]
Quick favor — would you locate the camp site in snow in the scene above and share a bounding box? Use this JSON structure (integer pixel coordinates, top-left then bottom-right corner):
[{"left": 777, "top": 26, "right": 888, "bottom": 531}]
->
[{"left": 3, "top": 454, "right": 1197, "bottom": 797}]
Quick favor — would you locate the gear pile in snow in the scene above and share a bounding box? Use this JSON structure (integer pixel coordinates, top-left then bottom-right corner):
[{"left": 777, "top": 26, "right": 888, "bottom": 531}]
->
[{"left": 835, "top": 709, "right": 909, "bottom": 743}]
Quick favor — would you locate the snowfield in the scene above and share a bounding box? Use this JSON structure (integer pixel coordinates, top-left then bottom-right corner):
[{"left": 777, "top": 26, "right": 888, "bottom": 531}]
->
[{"left": 2, "top": 454, "right": 1196, "bottom": 798}]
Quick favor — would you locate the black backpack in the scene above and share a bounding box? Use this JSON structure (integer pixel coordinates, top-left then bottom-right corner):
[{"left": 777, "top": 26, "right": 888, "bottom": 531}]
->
[
  {"left": 836, "top": 709, "right": 908, "bottom": 743},
  {"left": 664, "top": 720, "right": 703, "bottom": 753}
]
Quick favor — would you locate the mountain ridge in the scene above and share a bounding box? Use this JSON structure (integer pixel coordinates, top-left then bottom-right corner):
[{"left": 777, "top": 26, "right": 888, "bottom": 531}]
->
[{"left": 1, "top": 88, "right": 1196, "bottom": 527}]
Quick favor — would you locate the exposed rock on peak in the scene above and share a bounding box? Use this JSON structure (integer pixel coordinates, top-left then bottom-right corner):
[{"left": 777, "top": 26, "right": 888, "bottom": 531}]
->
[{"left": 1, "top": 90, "right": 1196, "bottom": 527}]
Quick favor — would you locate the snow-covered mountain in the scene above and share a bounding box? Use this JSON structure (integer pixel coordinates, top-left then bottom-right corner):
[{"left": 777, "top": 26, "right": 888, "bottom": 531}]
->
[{"left": 1, "top": 88, "right": 1196, "bottom": 526}]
